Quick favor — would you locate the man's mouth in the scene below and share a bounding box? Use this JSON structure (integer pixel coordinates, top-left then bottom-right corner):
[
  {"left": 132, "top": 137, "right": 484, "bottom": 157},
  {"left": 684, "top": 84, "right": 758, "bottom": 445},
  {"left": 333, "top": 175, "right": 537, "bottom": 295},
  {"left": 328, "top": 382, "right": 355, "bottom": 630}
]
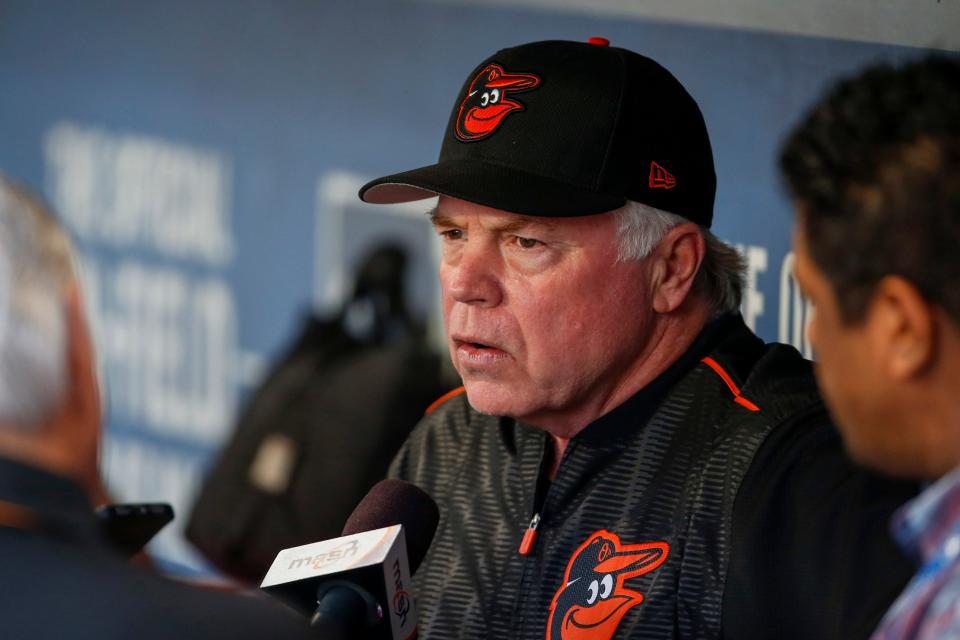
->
[
  {"left": 453, "top": 338, "right": 509, "bottom": 365},
  {"left": 463, "top": 340, "right": 492, "bottom": 349}
]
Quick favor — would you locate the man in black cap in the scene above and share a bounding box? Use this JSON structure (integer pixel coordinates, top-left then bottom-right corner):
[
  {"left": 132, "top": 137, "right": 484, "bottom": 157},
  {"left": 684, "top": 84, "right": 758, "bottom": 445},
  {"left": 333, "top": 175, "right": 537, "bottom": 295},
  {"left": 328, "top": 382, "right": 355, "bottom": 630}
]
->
[{"left": 360, "top": 39, "right": 916, "bottom": 639}]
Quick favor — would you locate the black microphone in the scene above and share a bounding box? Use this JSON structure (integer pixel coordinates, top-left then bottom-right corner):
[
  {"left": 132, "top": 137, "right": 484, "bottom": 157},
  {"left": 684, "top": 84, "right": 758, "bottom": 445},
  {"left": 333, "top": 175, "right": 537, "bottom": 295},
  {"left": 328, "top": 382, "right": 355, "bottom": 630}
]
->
[
  {"left": 261, "top": 480, "right": 439, "bottom": 640},
  {"left": 341, "top": 479, "right": 438, "bottom": 569}
]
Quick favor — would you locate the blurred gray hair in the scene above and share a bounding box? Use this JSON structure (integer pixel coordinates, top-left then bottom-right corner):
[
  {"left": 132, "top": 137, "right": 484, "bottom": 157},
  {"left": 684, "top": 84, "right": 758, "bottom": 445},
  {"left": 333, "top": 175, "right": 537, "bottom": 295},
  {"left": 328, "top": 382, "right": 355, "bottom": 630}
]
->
[
  {"left": 0, "top": 174, "right": 77, "bottom": 429},
  {"left": 615, "top": 200, "right": 745, "bottom": 314}
]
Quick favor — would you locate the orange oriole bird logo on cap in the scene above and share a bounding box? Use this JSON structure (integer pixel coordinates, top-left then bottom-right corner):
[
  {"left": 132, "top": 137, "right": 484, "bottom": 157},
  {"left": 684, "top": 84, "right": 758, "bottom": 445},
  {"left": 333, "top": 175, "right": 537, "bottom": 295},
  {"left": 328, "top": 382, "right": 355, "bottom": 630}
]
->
[
  {"left": 455, "top": 63, "right": 540, "bottom": 142},
  {"left": 546, "top": 530, "right": 669, "bottom": 640}
]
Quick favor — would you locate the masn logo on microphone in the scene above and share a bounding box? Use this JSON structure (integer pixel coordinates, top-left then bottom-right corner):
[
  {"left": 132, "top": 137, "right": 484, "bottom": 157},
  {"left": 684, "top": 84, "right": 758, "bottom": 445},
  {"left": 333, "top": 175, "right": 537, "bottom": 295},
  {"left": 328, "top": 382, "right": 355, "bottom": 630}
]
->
[
  {"left": 391, "top": 558, "right": 412, "bottom": 626},
  {"left": 287, "top": 539, "right": 360, "bottom": 572}
]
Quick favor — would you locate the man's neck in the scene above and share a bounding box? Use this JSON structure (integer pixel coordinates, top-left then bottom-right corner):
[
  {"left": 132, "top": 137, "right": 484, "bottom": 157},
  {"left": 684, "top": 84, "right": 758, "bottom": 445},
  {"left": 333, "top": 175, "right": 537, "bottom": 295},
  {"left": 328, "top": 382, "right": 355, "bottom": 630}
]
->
[{"left": 541, "top": 303, "right": 714, "bottom": 476}]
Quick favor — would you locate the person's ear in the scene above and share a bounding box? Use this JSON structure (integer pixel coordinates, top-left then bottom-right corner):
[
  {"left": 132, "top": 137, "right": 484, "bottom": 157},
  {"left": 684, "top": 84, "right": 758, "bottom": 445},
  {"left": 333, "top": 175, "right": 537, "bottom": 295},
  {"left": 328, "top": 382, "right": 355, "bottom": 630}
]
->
[
  {"left": 651, "top": 223, "right": 705, "bottom": 314},
  {"left": 60, "top": 282, "right": 102, "bottom": 488},
  {"left": 867, "top": 275, "right": 936, "bottom": 381}
]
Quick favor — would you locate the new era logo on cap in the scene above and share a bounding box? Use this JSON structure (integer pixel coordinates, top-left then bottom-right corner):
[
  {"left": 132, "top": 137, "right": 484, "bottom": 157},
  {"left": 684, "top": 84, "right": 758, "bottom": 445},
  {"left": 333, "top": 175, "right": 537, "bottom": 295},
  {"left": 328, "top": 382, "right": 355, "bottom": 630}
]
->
[{"left": 649, "top": 161, "right": 676, "bottom": 190}]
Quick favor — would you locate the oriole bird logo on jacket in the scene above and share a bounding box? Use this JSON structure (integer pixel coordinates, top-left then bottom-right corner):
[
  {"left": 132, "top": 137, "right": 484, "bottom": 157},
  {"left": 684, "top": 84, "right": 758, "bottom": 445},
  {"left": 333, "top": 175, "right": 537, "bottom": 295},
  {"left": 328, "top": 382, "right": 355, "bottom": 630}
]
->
[
  {"left": 547, "top": 530, "right": 669, "bottom": 640},
  {"left": 455, "top": 63, "right": 540, "bottom": 141}
]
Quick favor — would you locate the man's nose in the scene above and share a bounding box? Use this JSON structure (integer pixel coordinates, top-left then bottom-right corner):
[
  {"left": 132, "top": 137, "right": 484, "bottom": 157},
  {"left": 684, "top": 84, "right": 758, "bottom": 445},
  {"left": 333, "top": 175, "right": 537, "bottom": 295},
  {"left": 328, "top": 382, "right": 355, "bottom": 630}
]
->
[{"left": 444, "top": 243, "right": 503, "bottom": 307}]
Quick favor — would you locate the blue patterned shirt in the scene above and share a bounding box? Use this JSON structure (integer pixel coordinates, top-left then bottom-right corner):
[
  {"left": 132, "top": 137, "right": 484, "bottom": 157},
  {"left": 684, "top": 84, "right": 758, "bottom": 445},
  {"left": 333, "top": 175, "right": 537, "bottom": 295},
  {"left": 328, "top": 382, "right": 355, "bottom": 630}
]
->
[{"left": 872, "top": 466, "right": 960, "bottom": 639}]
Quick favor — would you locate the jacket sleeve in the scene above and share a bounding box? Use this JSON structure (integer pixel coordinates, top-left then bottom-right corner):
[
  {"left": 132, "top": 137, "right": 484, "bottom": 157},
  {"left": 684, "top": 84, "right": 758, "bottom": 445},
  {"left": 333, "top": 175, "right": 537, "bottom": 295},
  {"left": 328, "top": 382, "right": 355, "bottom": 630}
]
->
[{"left": 723, "top": 404, "right": 919, "bottom": 640}]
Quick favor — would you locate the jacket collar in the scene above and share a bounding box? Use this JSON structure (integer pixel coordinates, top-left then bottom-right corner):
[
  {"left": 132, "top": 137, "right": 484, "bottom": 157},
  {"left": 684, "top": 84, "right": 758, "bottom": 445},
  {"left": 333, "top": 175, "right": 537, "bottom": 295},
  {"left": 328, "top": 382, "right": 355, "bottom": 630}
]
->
[
  {"left": 573, "top": 313, "right": 763, "bottom": 444},
  {"left": 0, "top": 456, "right": 101, "bottom": 543},
  {"left": 892, "top": 465, "right": 960, "bottom": 564}
]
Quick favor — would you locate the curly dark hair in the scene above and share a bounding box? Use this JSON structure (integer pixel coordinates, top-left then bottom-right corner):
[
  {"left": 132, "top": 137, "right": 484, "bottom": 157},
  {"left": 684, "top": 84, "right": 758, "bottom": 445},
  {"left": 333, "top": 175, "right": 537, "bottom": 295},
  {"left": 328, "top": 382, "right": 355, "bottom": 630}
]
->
[{"left": 780, "top": 55, "right": 960, "bottom": 322}]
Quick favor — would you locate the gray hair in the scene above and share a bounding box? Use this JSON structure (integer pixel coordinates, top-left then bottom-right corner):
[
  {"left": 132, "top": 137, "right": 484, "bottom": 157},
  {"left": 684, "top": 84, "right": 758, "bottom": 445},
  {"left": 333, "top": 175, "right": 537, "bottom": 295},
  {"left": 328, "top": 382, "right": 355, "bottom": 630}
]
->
[
  {"left": 0, "top": 174, "right": 77, "bottom": 429},
  {"left": 615, "top": 200, "right": 745, "bottom": 314}
]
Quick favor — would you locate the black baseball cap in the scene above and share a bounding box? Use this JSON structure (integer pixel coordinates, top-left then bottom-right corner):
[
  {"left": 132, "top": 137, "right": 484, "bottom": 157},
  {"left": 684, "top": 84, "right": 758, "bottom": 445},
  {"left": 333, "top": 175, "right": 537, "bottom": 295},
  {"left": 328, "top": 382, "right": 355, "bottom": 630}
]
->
[{"left": 359, "top": 38, "right": 716, "bottom": 227}]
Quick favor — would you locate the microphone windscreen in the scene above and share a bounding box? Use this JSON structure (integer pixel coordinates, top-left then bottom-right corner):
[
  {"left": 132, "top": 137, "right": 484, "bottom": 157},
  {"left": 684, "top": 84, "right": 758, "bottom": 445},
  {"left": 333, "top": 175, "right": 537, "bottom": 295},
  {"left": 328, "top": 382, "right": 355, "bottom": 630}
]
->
[{"left": 342, "top": 479, "right": 439, "bottom": 574}]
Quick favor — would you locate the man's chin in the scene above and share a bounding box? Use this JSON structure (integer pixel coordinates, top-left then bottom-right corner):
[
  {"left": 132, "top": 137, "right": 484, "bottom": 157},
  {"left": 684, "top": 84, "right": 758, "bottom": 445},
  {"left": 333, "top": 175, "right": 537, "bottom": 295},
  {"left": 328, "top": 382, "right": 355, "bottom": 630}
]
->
[
  {"left": 462, "top": 380, "right": 532, "bottom": 418},
  {"left": 847, "top": 438, "right": 938, "bottom": 480}
]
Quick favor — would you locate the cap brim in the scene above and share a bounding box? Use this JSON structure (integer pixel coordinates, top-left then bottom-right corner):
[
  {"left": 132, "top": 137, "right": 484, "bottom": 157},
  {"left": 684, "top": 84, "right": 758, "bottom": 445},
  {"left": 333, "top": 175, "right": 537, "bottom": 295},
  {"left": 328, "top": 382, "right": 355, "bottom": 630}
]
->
[{"left": 359, "top": 158, "right": 626, "bottom": 217}]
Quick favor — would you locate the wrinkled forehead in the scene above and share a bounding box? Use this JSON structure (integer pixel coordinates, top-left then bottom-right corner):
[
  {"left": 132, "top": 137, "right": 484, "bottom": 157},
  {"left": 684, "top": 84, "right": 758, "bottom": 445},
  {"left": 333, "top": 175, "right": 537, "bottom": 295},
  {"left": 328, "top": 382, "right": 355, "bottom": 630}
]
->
[{"left": 432, "top": 195, "right": 617, "bottom": 236}]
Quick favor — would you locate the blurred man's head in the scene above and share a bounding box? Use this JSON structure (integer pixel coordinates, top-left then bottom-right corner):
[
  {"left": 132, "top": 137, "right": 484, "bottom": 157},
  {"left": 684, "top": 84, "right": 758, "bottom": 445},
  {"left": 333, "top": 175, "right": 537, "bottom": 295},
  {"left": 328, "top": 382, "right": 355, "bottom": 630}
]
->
[
  {"left": 361, "top": 39, "right": 746, "bottom": 433},
  {"left": 781, "top": 56, "right": 960, "bottom": 478},
  {"left": 0, "top": 175, "right": 101, "bottom": 489}
]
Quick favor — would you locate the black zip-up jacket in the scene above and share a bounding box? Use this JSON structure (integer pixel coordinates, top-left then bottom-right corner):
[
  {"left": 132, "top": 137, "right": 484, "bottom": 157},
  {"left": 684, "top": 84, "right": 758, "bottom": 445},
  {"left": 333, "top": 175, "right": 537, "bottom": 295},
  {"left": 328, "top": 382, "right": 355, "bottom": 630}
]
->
[{"left": 390, "top": 315, "right": 917, "bottom": 639}]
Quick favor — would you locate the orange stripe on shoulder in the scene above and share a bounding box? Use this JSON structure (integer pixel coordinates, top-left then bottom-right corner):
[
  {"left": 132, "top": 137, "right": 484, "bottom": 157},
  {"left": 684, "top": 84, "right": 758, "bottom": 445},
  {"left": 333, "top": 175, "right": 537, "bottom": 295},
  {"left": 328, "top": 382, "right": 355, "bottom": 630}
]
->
[
  {"left": 425, "top": 386, "right": 466, "bottom": 415},
  {"left": 701, "top": 357, "right": 760, "bottom": 412}
]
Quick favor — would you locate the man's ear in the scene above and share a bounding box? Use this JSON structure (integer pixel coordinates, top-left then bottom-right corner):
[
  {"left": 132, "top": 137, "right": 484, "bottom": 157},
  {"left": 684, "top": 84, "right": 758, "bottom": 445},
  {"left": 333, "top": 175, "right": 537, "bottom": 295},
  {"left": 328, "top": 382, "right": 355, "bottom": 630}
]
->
[
  {"left": 867, "top": 275, "right": 937, "bottom": 381},
  {"left": 651, "top": 223, "right": 705, "bottom": 314}
]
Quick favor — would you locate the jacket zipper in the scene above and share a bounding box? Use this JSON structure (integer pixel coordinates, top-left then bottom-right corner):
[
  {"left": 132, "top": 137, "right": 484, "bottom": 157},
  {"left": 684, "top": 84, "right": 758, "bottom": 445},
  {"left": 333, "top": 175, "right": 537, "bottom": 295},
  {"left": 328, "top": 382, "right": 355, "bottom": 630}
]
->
[
  {"left": 509, "top": 438, "right": 575, "bottom": 636},
  {"left": 518, "top": 512, "right": 541, "bottom": 556},
  {"left": 508, "top": 434, "right": 556, "bottom": 635}
]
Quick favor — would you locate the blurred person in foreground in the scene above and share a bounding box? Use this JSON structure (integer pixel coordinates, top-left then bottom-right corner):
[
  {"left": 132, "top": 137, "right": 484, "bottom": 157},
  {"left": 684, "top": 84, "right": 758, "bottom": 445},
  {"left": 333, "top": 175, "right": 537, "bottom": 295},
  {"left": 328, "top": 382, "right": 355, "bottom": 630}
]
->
[
  {"left": 358, "top": 38, "right": 918, "bottom": 639},
  {"left": 0, "top": 175, "right": 315, "bottom": 639},
  {"left": 782, "top": 56, "right": 960, "bottom": 639}
]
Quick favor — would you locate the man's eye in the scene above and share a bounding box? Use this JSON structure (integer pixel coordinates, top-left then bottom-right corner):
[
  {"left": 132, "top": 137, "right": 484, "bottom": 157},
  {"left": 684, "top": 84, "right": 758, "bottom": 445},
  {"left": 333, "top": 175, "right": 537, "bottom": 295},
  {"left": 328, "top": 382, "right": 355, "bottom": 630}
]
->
[
  {"left": 515, "top": 236, "right": 541, "bottom": 249},
  {"left": 440, "top": 229, "right": 464, "bottom": 241}
]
